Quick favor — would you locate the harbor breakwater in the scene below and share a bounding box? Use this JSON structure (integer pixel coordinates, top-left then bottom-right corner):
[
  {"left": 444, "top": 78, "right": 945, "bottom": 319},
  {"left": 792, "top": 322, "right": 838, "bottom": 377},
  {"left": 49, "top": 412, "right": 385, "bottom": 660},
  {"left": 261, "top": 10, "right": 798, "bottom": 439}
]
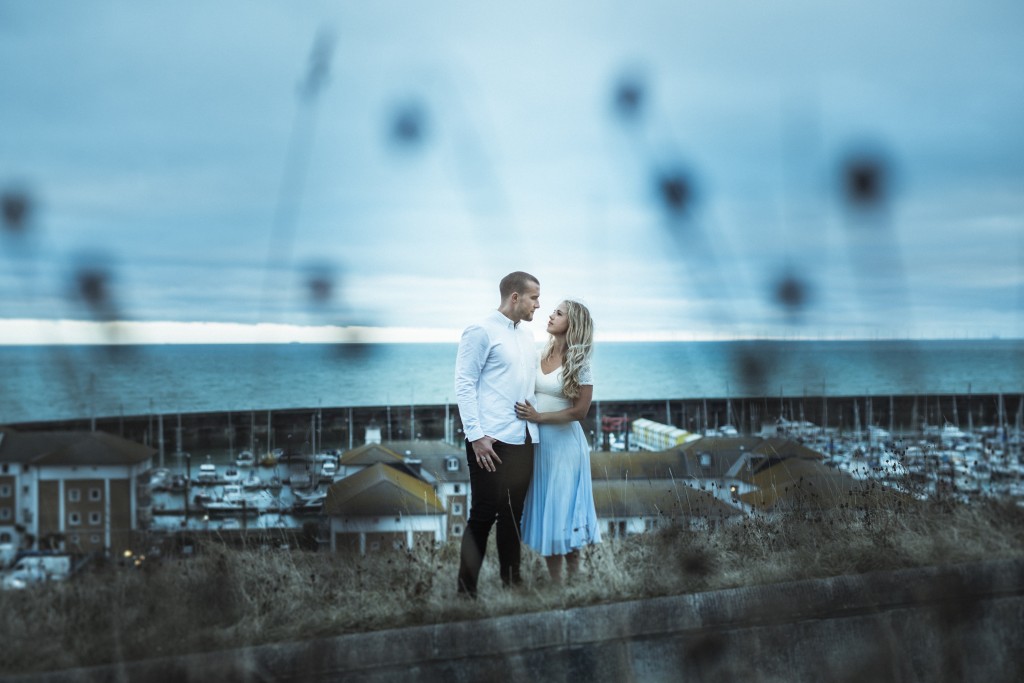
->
[{"left": 8, "top": 393, "right": 1023, "bottom": 455}]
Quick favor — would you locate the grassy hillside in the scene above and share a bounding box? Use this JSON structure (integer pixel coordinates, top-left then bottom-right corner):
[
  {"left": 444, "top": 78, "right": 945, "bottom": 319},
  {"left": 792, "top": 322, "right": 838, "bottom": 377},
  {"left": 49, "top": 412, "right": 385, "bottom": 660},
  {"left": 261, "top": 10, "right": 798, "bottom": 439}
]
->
[{"left": 2, "top": 494, "right": 1023, "bottom": 675}]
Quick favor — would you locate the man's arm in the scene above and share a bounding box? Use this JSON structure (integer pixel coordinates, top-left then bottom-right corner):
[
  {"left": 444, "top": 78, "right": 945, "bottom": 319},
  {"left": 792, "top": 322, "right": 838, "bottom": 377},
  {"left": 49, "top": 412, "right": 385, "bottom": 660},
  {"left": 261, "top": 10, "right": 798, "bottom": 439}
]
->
[
  {"left": 515, "top": 384, "right": 593, "bottom": 425},
  {"left": 455, "top": 324, "right": 503, "bottom": 471},
  {"left": 454, "top": 324, "right": 487, "bottom": 442}
]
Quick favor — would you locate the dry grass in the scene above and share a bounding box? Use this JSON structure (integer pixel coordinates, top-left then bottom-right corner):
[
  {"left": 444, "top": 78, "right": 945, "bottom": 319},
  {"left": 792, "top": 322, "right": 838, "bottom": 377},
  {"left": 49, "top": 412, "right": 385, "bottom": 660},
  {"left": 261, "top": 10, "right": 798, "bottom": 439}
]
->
[{"left": 2, "top": 495, "right": 1023, "bottom": 675}]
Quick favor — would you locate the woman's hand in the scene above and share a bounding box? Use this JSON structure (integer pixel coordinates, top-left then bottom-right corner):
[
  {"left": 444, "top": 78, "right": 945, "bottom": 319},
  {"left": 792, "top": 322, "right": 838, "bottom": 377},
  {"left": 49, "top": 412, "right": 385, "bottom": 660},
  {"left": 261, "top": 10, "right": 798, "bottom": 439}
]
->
[{"left": 515, "top": 400, "right": 539, "bottom": 423}]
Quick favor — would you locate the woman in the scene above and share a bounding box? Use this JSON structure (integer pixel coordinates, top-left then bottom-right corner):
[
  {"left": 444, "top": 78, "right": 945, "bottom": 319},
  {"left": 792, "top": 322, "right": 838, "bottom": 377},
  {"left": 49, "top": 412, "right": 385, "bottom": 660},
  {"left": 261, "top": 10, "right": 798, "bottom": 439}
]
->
[{"left": 515, "top": 299, "right": 601, "bottom": 583}]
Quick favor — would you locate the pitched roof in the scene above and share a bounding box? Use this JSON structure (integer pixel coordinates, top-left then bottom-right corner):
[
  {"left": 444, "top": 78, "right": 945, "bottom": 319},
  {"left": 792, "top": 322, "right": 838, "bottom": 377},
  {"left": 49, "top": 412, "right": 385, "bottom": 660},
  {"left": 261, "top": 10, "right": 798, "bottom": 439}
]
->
[
  {"left": 750, "top": 438, "right": 827, "bottom": 461},
  {"left": 383, "top": 440, "right": 469, "bottom": 484},
  {"left": 324, "top": 463, "right": 445, "bottom": 517},
  {"left": 738, "top": 457, "right": 907, "bottom": 510},
  {"left": 384, "top": 440, "right": 464, "bottom": 459},
  {"left": 592, "top": 479, "right": 743, "bottom": 523},
  {"left": 677, "top": 437, "right": 762, "bottom": 478},
  {"left": 589, "top": 450, "right": 687, "bottom": 480},
  {"left": 589, "top": 437, "right": 826, "bottom": 482},
  {"left": 338, "top": 443, "right": 406, "bottom": 466},
  {"left": 0, "top": 428, "right": 155, "bottom": 466}
]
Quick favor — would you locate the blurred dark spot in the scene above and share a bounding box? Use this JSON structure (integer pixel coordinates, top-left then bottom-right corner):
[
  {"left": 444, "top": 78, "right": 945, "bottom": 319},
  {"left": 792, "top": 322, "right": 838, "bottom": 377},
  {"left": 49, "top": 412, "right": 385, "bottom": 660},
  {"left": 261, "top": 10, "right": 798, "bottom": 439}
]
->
[
  {"left": 934, "top": 572, "right": 981, "bottom": 626},
  {"left": 738, "top": 350, "right": 765, "bottom": 385},
  {"left": 681, "top": 551, "right": 712, "bottom": 576},
  {"left": 613, "top": 73, "right": 645, "bottom": 120},
  {"left": 775, "top": 273, "right": 809, "bottom": 312},
  {"left": 657, "top": 169, "right": 695, "bottom": 216},
  {"left": 842, "top": 152, "right": 888, "bottom": 209},
  {"left": 309, "top": 276, "right": 331, "bottom": 302},
  {"left": 299, "top": 28, "right": 334, "bottom": 101},
  {"left": 1, "top": 189, "right": 30, "bottom": 233},
  {"left": 733, "top": 344, "right": 770, "bottom": 395},
  {"left": 685, "top": 633, "right": 726, "bottom": 667},
  {"left": 76, "top": 268, "right": 109, "bottom": 307},
  {"left": 390, "top": 101, "right": 428, "bottom": 147},
  {"left": 69, "top": 254, "right": 122, "bottom": 329},
  {"left": 304, "top": 264, "right": 336, "bottom": 304},
  {"left": 332, "top": 327, "right": 373, "bottom": 361}
]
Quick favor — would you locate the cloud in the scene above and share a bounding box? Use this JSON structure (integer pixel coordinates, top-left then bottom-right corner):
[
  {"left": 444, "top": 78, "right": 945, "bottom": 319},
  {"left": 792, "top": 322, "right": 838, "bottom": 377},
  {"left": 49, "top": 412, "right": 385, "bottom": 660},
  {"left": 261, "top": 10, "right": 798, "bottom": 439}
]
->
[{"left": 1, "top": 1, "right": 1023, "bottom": 341}]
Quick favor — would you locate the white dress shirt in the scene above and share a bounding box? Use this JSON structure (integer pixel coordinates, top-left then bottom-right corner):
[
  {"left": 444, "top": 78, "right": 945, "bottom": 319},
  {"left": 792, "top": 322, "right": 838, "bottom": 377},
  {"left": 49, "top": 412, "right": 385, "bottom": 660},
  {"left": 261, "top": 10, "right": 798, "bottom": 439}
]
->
[{"left": 455, "top": 310, "right": 539, "bottom": 445}]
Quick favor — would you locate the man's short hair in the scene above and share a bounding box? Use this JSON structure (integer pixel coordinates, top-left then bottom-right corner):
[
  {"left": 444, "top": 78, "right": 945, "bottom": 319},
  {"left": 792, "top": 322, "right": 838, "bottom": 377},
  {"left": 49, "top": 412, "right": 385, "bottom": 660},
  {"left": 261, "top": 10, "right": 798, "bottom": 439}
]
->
[{"left": 499, "top": 271, "right": 539, "bottom": 300}]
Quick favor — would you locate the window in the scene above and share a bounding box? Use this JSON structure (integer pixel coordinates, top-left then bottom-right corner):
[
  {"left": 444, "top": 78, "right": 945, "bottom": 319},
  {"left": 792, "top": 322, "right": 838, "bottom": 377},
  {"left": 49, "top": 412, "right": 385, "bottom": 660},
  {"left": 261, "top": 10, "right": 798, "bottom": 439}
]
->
[
  {"left": 90, "top": 534, "right": 101, "bottom": 544},
  {"left": 88, "top": 512, "right": 102, "bottom": 526},
  {"left": 453, "top": 484, "right": 461, "bottom": 494},
  {"left": 69, "top": 512, "right": 82, "bottom": 526},
  {"left": 69, "top": 534, "right": 80, "bottom": 545},
  {"left": 68, "top": 488, "right": 81, "bottom": 502},
  {"left": 445, "top": 456, "right": 460, "bottom": 472},
  {"left": 0, "top": 532, "right": 11, "bottom": 543},
  {"left": 0, "top": 508, "right": 10, "bottom": 521},
  {"left": 452, "top": 524, "right": 463, "bottom": 536},
  {"left": 0, "top": 484, "right": 11, "bottom": 498},
  {"left": 89, "top": 488, "right": 102, "bottom": 502},
  {"left": 452, "top": 503, "right": 463, "bottom": 516}
]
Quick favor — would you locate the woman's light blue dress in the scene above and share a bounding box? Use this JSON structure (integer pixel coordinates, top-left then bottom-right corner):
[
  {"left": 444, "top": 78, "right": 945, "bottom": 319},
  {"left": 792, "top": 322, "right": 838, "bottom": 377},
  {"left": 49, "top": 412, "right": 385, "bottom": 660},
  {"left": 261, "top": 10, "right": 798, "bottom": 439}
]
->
[{"left": 521, "top": 360, "right": 601, "bottom": 556}]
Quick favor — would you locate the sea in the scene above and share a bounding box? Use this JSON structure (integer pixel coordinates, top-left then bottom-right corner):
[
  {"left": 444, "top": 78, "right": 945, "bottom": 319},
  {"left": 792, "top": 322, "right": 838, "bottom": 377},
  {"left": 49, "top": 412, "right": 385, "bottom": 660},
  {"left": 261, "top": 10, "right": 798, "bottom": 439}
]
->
[{"left": 0, "top": 340, "right": 1021, "bottom": 424}]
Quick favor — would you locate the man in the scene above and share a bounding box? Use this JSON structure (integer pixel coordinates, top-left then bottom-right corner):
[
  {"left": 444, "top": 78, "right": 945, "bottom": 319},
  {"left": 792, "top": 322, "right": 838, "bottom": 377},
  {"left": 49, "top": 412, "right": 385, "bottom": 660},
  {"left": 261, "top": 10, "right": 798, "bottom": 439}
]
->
[{"left": 455, "top": 271, "right": 540, "bottom": 597}]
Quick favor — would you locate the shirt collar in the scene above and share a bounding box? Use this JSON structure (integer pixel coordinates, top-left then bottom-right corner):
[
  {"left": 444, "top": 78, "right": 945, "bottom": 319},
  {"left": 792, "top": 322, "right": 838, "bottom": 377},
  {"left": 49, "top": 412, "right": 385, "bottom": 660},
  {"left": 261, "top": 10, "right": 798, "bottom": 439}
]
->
[{"left": 491, "top": 309, "right": 518, "bottom": 329}]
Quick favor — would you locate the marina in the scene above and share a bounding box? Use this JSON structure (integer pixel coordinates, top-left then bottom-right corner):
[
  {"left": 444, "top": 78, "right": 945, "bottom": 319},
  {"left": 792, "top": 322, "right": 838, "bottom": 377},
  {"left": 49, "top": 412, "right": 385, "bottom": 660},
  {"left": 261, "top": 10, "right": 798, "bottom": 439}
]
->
[
  {"left": 144, "top": 448, "right": 340, "bottom": 538},
  {"left": 126, "top": 390, "right": 1024, "bottom": 544},
  {"left": 755, "top": 416, "right": 1024, "bottom": 505}
]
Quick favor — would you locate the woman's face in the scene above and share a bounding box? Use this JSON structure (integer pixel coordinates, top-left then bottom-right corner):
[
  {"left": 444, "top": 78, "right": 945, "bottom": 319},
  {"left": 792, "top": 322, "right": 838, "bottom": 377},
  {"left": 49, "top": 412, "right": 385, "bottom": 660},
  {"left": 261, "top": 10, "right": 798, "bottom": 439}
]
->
[{"left": 546, "top": 302, "right": 570, "bottom": 336}]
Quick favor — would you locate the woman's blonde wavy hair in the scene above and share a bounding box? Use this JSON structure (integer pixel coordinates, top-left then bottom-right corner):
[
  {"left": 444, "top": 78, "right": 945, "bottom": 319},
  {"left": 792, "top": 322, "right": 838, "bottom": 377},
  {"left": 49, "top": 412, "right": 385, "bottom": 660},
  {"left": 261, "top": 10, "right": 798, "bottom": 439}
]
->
[{"left": 542, "top": 299, "right": 594, "bottom": 399}]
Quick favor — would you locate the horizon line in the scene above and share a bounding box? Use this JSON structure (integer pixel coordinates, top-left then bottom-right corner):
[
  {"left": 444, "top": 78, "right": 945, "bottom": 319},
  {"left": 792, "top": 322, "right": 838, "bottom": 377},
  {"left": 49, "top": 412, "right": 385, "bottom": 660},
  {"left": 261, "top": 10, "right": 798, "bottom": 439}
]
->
[{"left": 0, "top": 319, "right": 1019, "bottom": 346}]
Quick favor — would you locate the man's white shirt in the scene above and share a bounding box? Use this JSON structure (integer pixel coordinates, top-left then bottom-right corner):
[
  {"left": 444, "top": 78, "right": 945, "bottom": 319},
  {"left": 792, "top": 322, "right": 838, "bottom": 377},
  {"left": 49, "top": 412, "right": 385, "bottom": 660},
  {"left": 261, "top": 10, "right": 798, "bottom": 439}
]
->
[{"left": 455, "top": 310, "right": 539, "bottom": 445}]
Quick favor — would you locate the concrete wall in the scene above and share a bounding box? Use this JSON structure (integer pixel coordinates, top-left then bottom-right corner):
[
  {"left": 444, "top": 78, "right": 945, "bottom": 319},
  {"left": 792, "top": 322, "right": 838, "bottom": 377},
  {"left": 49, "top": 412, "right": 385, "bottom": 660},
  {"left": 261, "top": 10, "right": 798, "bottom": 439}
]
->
[{"left": 6, "top": 558, "right": 1023, "bottom": 683}]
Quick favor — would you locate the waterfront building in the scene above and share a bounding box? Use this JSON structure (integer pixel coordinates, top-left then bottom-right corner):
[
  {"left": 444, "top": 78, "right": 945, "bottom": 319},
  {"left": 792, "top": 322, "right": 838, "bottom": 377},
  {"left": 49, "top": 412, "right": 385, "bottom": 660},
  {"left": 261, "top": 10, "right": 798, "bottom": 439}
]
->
[
  {"left": 0, "top": 427, "right": 155, "bottom": 557},
  {"left": 587, "top": 426, "right": 899, "bottom": 537},
  {"left": 324, "top": 463, "right": 446, "bottom": 554},
  {"left": 335, "top": 440, "right": 469, "bottom": 541},
  {"left": 591, "top": 479, "right": 744, "bottom": 538}
]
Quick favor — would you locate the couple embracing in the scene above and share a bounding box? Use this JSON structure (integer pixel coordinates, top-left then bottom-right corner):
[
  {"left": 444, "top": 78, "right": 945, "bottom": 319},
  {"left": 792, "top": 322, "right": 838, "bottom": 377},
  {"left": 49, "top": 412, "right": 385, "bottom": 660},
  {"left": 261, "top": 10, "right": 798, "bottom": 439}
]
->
[{"left": 454, "top": 271, "right": 601, "bottom": 597}]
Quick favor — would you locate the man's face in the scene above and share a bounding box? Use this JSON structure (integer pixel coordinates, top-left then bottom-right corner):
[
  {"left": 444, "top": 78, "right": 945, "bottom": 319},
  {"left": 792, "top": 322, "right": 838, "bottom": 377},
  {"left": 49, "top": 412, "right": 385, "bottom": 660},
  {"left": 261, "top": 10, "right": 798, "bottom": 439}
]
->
[{"left": 513, "top": 282, "right": 541, "bottom": 323}]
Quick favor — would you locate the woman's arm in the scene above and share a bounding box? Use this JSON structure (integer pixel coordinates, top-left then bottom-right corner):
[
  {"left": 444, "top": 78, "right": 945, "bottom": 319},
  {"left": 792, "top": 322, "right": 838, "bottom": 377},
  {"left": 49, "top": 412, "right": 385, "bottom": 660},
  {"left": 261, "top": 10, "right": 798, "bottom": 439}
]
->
[{"left": 515, "top": 384, "right": 593, "bottom": 425}]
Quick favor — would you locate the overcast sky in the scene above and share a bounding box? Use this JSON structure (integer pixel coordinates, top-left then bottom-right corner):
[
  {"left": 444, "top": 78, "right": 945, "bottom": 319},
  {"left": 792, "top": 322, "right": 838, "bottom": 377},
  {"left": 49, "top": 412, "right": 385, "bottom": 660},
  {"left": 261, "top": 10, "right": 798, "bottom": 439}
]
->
[{"left": 1, "top": 0, "right": 1022, "bottom": 343}]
